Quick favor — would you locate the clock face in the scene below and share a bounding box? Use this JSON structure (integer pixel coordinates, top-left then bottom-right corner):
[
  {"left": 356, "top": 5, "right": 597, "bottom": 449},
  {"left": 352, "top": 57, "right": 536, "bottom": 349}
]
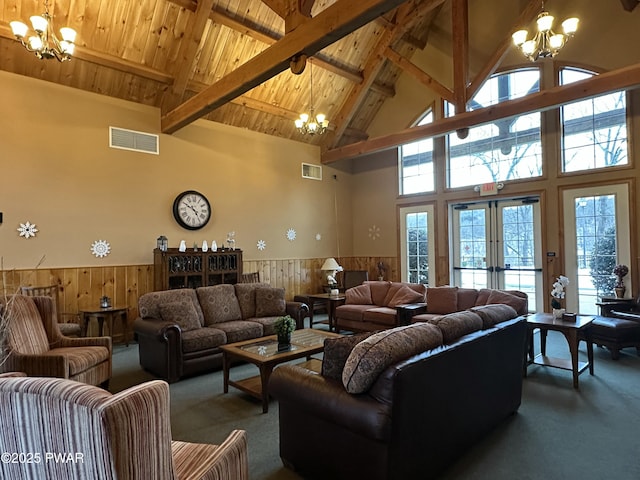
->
[{"left": 172, "top": 190, "right": 211, "bottom": 230}]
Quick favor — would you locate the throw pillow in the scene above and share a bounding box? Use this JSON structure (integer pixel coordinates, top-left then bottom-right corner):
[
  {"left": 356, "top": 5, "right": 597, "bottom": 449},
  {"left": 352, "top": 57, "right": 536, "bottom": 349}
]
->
[
  {"left": 345, "top": 284, "right": 373, "bottom": 305},
  {"left": 255, "top": 287, "right": 286, "bottom": 317},
  {"left": 342, "top": 323, "right": 443, "bottom": 394},
  {"left": 388, "top": 285, "right": 426, "bottom": 307},
  {"left": 321, "top": 332, "right": 375, "bottom": 381},
  {"left": 427, "top": 310, "right": 483, "bottom": 343},
  {"left": 196, "top": 285, "right": 242, "bottom": 325},
  {"left": 426, "top": 286, "right": 459, "bottom": 314},
  {"left": 470, "top": 304, "right": 518, "bottom": 329},
  {"left": 159, "top": 301, "right": 201, "bottom": 332},
  {"left": 486, "top": 290, "right": 528, "bottom": 314}
]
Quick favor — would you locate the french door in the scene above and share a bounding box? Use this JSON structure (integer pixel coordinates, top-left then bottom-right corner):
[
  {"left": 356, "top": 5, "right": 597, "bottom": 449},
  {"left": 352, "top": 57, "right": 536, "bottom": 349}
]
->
[
  {"left": 451, "top": 198, "right": 542, "bottom": 312},
  {"left": 562, "top": 184, "right": 631, "bottom": 315}
]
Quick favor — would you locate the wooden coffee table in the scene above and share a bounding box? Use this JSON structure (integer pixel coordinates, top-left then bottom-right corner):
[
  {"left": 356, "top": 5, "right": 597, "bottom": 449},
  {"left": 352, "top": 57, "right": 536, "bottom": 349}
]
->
[
  {"left": 525, "top": 313, "right": 594, "bottom": 389},
  {"left": 220, "top": 328, "right": 342, "bottom": 413}
]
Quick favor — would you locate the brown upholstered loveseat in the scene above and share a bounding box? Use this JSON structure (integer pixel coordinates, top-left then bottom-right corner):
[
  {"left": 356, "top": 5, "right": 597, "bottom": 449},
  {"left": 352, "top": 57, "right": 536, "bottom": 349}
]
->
[
  {"left": 270, "top": 304, "right": 527, "bottom": 480},
  {"left": 133, "top": 283, "right": 308, "bottom": 383},
  {"left": 334, "top": 281, "right": 528, "bottom": 332}
]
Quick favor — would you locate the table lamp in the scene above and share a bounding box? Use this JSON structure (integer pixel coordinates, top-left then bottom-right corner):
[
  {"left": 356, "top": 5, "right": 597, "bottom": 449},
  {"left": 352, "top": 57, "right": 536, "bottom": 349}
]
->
[{"left": 321, "top": 257, "right": 343, "bottom": 296}]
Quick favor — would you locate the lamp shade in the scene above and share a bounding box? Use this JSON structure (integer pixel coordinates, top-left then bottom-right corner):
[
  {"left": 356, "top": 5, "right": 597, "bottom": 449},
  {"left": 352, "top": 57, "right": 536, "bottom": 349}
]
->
[{"left": 321, "top": 258, "right": 341, "bottom": 271}]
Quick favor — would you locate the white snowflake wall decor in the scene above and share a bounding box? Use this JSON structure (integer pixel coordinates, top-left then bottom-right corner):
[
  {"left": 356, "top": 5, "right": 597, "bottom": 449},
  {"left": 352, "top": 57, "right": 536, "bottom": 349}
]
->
[
  {"left": 17, "top": 221, "right": 38, "bottom": 239},
  {"left": 368, "top": 224, "right": 381, "bottom": 241},
  {"left": 315, "top": 233, "right": 322, "bottom": 241},
  {"left": 257, "top": 240, "right": 266, "bottom": 251},
  {"left": 91, "top": 239, "right": 111, "bottom": 258},
  {"left": 286, "top": 228, "right": 297, "bottom": 241}
]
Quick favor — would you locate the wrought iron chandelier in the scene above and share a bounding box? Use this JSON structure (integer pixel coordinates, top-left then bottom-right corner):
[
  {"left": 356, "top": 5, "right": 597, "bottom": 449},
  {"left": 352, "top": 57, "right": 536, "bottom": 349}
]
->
[
  {"left": 295, "top": 61, "right": 329, "bottom": 136},
  {"left": 512, "top": 1, "right": 578, "bottom": 62},
  {"left": 10, "top": 0, "right": 77, "bottom": 62}
]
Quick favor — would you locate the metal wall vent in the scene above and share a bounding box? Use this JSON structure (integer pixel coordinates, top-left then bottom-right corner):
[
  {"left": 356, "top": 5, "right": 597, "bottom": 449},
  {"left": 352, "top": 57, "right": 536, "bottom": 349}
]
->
[
  {"left": 109, "top": 127, "right": 159, "bottom": 155},
  {"left": 302, "top": 163, "right": 322, "bottom": 180}
]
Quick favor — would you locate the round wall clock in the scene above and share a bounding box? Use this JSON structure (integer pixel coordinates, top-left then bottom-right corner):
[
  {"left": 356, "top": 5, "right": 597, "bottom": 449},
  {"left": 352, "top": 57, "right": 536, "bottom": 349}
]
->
[{"left": 172, "top": 190, "right": 211, "bottom": 230}]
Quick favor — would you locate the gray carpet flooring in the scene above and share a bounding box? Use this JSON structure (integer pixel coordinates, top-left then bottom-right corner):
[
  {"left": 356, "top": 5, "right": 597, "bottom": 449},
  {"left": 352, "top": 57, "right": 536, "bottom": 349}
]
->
[{"left": 110, "top": 319, "right": 640, "bottom": 480}]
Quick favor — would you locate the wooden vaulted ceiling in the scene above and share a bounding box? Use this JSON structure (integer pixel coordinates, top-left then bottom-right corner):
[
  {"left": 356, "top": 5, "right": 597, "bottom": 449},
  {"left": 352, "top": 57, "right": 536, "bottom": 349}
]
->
[{"left": 0, "top": 0, "right": 639, "bottom": 164}]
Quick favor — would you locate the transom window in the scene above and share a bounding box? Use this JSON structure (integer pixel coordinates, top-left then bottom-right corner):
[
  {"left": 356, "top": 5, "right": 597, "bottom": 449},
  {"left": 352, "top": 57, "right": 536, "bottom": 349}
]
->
[
  {"left": 560, "top": 68, "right": 628, "bottom": 173},
  {"left": 446, "top": 69, "right": 542, "bottom": 189}
]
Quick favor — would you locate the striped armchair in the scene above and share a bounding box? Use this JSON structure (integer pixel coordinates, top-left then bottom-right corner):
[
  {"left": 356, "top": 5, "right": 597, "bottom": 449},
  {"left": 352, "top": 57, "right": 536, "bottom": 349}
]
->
[
  {"left": 0, "top": 295, "right": 111, "bottom": 387},
  {"left": 0, "top": 375, "right": 249, "bottom": 480}
]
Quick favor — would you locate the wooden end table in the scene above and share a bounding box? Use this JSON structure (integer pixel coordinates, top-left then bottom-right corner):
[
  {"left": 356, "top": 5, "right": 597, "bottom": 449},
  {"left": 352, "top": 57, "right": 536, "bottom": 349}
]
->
[
  {"left": 524, "top": 313, "right": 594, "bottom": 389},
  {"left": 220, "top": 328, "right": 342, "bottom": 413},
  {"left": 306, "top": 293, "right": 346, "bottom": 331},
  {"left": 80, "top": 306, "right": 129, "bottom": 346}
]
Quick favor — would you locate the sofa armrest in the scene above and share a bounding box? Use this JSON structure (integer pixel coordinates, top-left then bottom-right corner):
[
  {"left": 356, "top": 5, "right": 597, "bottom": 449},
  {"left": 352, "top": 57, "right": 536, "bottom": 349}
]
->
[
  {"left": 133, "top": 316, "right": 181, "bottom": 338},
  {"left": 285, "top": 302, "right": 310, "bottom": 329},
  {"left": 4, "top": 353, "right": 69, "bottom": 378},
  {"left": 269, "top": 364, "right": 391, "bottom": 441},
  {"left": 395, "top": 303, "right": 427, "bottom": 326},
  {"left": 55, "top": 336, "right": 112, "bottom": 353}
]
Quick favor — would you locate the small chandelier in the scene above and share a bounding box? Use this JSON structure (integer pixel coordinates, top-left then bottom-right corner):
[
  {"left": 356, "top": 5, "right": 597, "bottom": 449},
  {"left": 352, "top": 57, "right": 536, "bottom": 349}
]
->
[
  {"left": 512, "top": 1, "right": 578, "bottom": 62},
  {"left": 10, "top": 0, "right": 77, "bottom": 62},
  {"left": 295, "top": 61, "right": 329, "bottom": 136}
]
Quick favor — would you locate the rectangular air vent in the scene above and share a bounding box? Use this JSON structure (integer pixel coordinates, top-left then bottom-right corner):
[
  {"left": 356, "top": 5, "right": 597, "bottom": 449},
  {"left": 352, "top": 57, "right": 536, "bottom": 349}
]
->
[
  {"left": 109, "top": 127, "right": 159, "bottom": 155},
  {"left": 302, "top": 162, "right": 322, "bottom": 180}
]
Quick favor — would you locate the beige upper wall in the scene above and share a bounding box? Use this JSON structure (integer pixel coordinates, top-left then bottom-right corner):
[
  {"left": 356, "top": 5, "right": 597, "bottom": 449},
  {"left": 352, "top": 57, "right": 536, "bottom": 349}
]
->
[{"left": 0, "top": 71, "right": 353, "bottom": 270}]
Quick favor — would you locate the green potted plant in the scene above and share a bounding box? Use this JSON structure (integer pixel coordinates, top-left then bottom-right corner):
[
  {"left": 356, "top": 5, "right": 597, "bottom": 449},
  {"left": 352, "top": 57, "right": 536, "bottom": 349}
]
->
[{"left": 274, "top": 315, "right": 296, "bottom": 350}]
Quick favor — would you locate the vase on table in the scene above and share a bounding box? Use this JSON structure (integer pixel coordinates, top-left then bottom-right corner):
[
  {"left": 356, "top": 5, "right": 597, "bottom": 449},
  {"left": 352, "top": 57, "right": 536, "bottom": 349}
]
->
[
  {"left": 277, "top": 333, "right": 291, "bottom": 351},
  {"left": 615, "top": 286, "right": 626, "bottom": 298},
  {"left": 552, "top": 308, "right": 565, "bottom": 319}
]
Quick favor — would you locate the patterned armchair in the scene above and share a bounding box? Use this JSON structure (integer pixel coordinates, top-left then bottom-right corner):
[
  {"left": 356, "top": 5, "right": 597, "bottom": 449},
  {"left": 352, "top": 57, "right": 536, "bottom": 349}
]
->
[
  {"left": 0, "top": 374, "right": 249, "bottom": 480},
  {"left": 0, "top": 295, "right": 111, "bottom": 387}
]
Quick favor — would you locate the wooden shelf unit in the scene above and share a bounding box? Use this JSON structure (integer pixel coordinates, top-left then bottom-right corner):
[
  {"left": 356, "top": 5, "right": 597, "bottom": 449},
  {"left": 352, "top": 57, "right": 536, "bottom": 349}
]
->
[{"left": 153, "top": 248, "right": 243, "bottom": 291}]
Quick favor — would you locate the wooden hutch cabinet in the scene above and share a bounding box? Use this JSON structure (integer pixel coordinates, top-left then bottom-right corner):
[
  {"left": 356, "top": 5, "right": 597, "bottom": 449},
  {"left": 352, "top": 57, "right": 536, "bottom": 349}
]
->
[{"left": 153, "top": 248, "right": 243, "bottom": 291}]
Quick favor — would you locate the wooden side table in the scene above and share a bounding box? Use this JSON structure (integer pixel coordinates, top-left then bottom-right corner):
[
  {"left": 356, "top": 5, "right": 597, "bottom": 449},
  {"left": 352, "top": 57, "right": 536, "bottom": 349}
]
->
[
  {"left": 307, "top": 293, "right": 346, "bottom": 331},
  {"left": 525, "top": 313, "right": 594, "bottom": 389},
  {"left": 80, "top": 307, "right": 129, "bottom": 346}
]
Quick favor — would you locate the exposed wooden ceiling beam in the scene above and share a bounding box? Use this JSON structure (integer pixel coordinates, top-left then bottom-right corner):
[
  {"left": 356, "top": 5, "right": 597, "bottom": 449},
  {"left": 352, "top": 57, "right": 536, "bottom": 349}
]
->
[
  {"left": 384, "top": 46, "right": 455, "bottom": 103},
  {"left": 451, "top": 0, "right": 469, "bottom": 112},
  {"left": 161, "top": 0, "right": 216, "bottom": 111},
  {"left": 261, "top": 0, "right": 314, "bottom": 32},
  {"left": 168, "top": 0, "right": 394, "bottom": 97},
  {"left": 325, "top": 0, "right": 446, "bottom": 148},
  {"left": 161, "top": 0, "right": 413, "bottom": 134},
  {"left": 0, "top": 24, "right": 174, "bottom": 84},
  {"left": 321, "top": 62, "right": 640, "bottom": 164}
]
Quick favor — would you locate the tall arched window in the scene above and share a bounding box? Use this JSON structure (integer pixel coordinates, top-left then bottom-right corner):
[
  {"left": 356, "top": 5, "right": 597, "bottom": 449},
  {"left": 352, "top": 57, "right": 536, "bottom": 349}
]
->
[
  {"left": 560, "top": 67, "right": 628, "bottom": 173},
  {"left": 446, "top": 68, "right": 542, "bottom": 188}
]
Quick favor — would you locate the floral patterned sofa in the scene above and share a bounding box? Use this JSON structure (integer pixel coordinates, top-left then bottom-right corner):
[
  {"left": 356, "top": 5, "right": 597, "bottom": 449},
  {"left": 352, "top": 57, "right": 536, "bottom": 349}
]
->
[{"left": 133, "top": 283, "right": 308, "bottom": 382}]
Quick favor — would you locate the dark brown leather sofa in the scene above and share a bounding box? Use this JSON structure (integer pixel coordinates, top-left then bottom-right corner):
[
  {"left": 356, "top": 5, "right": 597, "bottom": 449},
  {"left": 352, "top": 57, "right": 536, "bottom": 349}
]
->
[
  {"left": 133, "top": 283, "right": 308, "bottom": 382},
  {"left": 269, "top": 314, "right": 527, "bottom": 480}
]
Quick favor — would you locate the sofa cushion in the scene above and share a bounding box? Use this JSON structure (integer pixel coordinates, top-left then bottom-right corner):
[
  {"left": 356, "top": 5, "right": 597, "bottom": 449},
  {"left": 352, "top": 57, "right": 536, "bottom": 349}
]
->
[
  {"left": 246, "top": 316, "right": 281, "bottom": 336},
  {"left": 197, "top": 285, "right": 243, "bottom": 325},
  {"left": 181, "top": 327, "right": 227, "bottom": 353},
  {"left": 234, "top": 282, "right": 270, "bottom": 319},
  {"left": 335, "top": 304, "right": 371, "bottom": 322},
  {"left": 388, "top": 285, "right": 426, "bottom": 307},
  {"left": 4, "top": 295, "right": 50, "bottom": 354},
  {"left": 342, "top": 323, "right": 443, "bottom": 394},
  {"left": 475, "top": 289, "right": 492, "bottom": 306},
  {"left": 470, "top": 304, "right": 518, "bottom": 329},
  {"left": 159, "top": 301, "right": 201, "bottom": 332},
  {"left": 426, "top": 286, "right": 459, "bottom": 314},
  {"left": 138, "top": 289, "right": 205, "bottom": 327},
  {"left": 46, "top": 346, "right": 110, "bottom": 376},
  {"left": 255, "top": 287, "right": 286, "bottom": 317},
  {"left": 322, "top": 332, "right": 376, "bottom": 381},
  {"left": 486, "top": 290, "right": 528, "bottom": 314},
  {"left": 427, "top": 310, "right": 483, "bottom": 343},
  {"left": 214, "top": 320, "right": 264, "bottom": 343},
  {"left": 362, "top": 307, "right": 399, "bottom": 327},
  {"left": 345, "top": 284, "right": 373, "bottom": 305},
  {"left": 457, "top": 288, "right": 479, "bottom": 310},
  {"left": 364, "top": 281, "right": 392, "bottom": 307}
]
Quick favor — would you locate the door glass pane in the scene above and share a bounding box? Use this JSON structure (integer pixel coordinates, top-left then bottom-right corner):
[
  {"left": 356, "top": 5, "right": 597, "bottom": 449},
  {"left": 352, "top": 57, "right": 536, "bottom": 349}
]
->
[
  {"left": 406, "top": 212, "right": 429, "bottom": 284},
  {"left": 575, "top": 195, "right": 617, "bottom": 312},
  {"left": 500, "top": 204, "right": 537, "bottom": 306},
  {"left": 457, "top": 208, "right": 488, "bottom": 288}
]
